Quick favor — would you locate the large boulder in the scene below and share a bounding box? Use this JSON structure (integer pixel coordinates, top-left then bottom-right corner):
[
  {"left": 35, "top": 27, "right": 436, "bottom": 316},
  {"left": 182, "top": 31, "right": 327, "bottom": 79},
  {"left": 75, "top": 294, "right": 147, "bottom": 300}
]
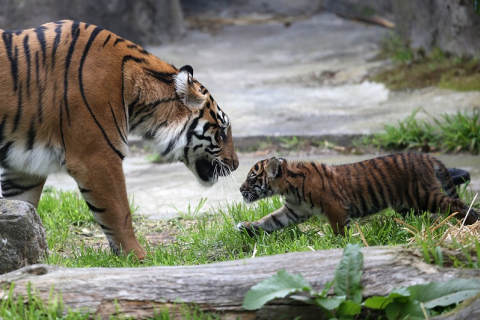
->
[
  {"left": 0, "top": 200, "right": 47, "bottom": 274},
  {"left": 0, "top": 0, "right": 185, "bottom": 46},
  {"left": 393, "top": 0, "right": 480, "bottom": 57}
]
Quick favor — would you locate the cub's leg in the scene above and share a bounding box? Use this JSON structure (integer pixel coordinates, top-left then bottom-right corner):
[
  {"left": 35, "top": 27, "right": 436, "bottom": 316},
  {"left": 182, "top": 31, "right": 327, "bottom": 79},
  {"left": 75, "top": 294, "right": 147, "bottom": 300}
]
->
[
  {"left": 1, "top": 169, "right": 47, "bottom": 207},
  {"left": 237, "top": 205, "right": 312, "bottom": 236},
  {"left": 67, "top": 156, "right": 146, "bottom": 259}
]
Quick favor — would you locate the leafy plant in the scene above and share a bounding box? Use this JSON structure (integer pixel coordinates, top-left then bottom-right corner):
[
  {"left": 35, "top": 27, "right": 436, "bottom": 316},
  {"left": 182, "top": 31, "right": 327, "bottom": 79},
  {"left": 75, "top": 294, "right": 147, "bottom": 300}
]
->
[
  {"left": 243, "top": 244, "right": 364, "bottom": 318},
  {"left": 243, "top": 244, "right": 480, "bottom": 319}
]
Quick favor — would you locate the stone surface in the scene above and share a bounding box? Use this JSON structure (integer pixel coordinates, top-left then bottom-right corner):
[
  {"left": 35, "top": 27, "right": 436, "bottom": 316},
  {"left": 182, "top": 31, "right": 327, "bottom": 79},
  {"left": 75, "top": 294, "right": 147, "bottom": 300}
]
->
[
  {"left": 393, "top": 0, "right": 480, "bottom": 57},
  {"left": 324, "top": 0, "right": 394, "bottom": 19},
  {"left": 0, "top": 0, "right": 185, "bottom": 46},
  {"left": 0, "top": 200, "right": 47, "bottom": 274},
  {"left": 181, "top": 0, "right": 324, "bottom": 17}
]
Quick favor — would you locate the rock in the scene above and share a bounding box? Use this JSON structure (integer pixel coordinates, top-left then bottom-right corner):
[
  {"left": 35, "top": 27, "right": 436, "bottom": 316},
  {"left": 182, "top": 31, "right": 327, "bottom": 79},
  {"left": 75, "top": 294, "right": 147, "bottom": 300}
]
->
[
  {"left": 0, "top": 0, "right": 185, "bottom": 46},
  {"left": 393, "top": 0, "right": 480, "bottom": 57},
  {"left": 0, "top": 200, "right": 47, "bottom": 275}
]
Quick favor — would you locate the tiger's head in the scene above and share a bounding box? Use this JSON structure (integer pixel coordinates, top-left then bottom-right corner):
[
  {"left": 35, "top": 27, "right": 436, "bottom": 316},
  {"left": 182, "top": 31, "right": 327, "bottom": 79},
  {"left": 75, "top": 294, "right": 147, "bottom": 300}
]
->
[
  {"left": 163, "top": 65, "right": 239, "bottom": 186},
  {"left": 240, "top": 157, "right": 285, "bottom": 203}
]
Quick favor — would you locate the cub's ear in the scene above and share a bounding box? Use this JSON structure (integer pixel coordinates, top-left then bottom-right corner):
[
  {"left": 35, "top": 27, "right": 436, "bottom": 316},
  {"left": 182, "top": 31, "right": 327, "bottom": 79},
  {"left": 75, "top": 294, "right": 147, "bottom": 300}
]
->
[
  {"left": 266, "top": 157, "right": 283, "bottom": 179},
  {"left": 175, "top": 65, "right": 205, "bottom": 108}
]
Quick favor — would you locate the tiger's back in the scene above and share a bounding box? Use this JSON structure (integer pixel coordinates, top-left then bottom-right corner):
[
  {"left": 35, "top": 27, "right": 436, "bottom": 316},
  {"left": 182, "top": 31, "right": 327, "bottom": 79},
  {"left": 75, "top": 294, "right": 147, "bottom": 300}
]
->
[
  {"left": 238, "top": 154, "right": 477, "bottom": 236},
  {"left": 0, "top": 20, "right": 170, "bottom": 176}
]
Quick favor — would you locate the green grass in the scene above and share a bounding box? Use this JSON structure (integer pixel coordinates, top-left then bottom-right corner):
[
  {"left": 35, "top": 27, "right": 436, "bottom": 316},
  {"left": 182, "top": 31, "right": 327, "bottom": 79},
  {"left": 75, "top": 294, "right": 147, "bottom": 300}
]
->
[
  {"left": 363, "top": 108, "right": 480, "bottom": 154},
  {"left": 34, "top": 187, "right": 478, "bottom": 268},
  {"left": 3, "top": 184, "right": 479, "bottom": 318},
  {"left": 372, "top": 33, "right": 480, "bottom": 92}
]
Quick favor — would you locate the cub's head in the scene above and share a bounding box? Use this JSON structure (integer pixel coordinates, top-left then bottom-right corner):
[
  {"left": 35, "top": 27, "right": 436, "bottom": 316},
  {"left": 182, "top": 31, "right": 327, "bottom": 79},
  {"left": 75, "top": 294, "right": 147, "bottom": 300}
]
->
[
  {"left": 240, "top": 157, "right": 285, "bottom": 203},
  {"left": 171, "top": 65, "right": 239, "bottom": 186}
]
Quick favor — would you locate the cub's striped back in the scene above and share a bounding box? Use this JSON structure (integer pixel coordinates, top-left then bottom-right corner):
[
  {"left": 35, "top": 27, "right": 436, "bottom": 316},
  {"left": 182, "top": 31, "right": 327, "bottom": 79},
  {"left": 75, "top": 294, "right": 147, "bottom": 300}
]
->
[{"left": 238, "top": 154, "right": 477, "bottom": 236}]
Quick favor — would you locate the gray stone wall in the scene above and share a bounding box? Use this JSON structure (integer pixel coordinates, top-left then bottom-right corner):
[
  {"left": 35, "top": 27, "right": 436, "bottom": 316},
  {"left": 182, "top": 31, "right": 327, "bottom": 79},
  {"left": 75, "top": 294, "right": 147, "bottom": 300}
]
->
[
  {"left": 0, "top": 0, "right": 185, "bottom": 46},
  {"left": 180, "top": 0, "right": 324, "bottom": 17},
  {"left": 393, "top": 0, "right": 480, "bottom": 57}
]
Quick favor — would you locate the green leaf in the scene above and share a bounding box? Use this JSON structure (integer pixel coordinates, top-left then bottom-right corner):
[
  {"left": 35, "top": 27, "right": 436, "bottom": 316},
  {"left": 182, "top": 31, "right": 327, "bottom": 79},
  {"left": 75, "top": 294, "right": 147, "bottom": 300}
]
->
[
  {"left": 363, "top": 287, "right": 410, "bottom": 309},
  {"left": 337, "top": 300, "right": 362, "bottom": 317},
  {"left": 408, "top": 279, "right": 480, "bottom": 309},
  {"left": 315, "top": 296, "right": 346, "bottom": 310},
  {"left": 385, "top": 299, "right": 425, "bottom": 320},
  {"left": 333, "top": 244, "right": 364, "bottom": 304},
  {"left": 242, "top": 270, "right": 313, "bottom": 310}
]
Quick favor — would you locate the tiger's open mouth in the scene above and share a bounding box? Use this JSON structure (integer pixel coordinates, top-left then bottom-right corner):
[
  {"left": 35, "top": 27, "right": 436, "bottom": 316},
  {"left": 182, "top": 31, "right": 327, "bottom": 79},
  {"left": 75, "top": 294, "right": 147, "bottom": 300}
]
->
[{"left": 195, "top": 158, "right": 229, "bottom": 184}]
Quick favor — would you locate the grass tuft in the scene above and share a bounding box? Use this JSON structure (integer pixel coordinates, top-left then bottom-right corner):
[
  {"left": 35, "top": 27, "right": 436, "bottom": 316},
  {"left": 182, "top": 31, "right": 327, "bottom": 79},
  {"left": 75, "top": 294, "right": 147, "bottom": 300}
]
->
[{"left": 363, "top": 108, "right": 480, "bottom": 154}]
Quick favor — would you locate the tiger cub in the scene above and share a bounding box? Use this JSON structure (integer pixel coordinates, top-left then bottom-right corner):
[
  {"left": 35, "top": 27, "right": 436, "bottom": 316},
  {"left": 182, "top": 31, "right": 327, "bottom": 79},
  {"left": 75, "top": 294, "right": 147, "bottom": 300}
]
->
[
  {"left": 238, "top": 154, "right": 478, "bottom": 236},
  {"left": 0, "top": 21, "right": 239, "bottom": 259}
]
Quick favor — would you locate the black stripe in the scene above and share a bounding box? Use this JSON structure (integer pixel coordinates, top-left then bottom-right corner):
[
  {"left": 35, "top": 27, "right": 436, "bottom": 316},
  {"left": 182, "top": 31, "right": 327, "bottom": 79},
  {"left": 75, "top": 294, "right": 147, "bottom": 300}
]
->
[
  {"left": 2, "top": 31, "right": 19, "bottom": 92},
  {"left": 51, "top": 21, "right": 64, "bottom": 68},
  {"left": 183, "top": 110, "right": 204, "bottom": 164},
  {"left": 35, "top": 51, "right": 43, "bottom": 122},
  {"left": 1, "top": 180, "right": 41, "bottom": 197},
  {"left": 0, "top": 115, "right": 7, "bottom": 143},
  {"left": 0, "top": 141, "right": 13, "bottom": 168},
  {"left": 98, "top": 223, "right": 112, "bottom": 231},
  {"left": 145, "top": 69, "right": 175, "bottom": 84},
  {"left": 63, "top": 21, "right": 81, "bottom": 125},
  {"left": 26, "top": 116, "right": 36, "bottom": 150},
  {"left": 122, "top": 56, "right": 147, "bottom": 130},
  {"left": 109, "top": 102, "right": 127, "bottom": 144},
  {"left": 312, "top": 162, "right": 326, "bottom": 191},
  {"left": 12, "top": 83, "right": 23, "bottom": 133},
  {"left": 34, "top": 26, "right": 47, "bottom": 66},
  {"left": 285, "top": 205, "right": 300, "bottom": 221},
  {"left": 78, "top": 187, "right": 91, "bottom": 193},
  {"left": 114, "top": 38, "right": 125, "bottom": 46},
  {"left": 23, "top": 35, "right": 31, "bottom": 96},
  {"left": 271, "top": 215, "right": 284, "bottom": 227},
  {"left": 78, "top": 26, "right": 125, "bottom": 160},
  {"left": 102, "top": 34, "right": 111, "bottom": 47},
  {"left": 127, "top": 94, "right": 140, "bottom": 120},
  {"left": 59, "top": 100, "right": 67, "bottom": 156},
  {"left": 124, "top": 212, "right": 131, "bottom": 228},
  {"left": 369, "top": 160, "right": 387, "bottom": 208},
  {"left": 86, "top": 201, "right": 106, "bottom": 213}
]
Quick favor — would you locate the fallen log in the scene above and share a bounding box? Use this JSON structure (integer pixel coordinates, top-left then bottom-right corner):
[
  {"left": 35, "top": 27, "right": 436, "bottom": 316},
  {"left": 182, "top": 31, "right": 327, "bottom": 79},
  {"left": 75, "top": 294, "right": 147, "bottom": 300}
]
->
[{"left": 1, "top": 246, "right": 480, "bottom": 319}]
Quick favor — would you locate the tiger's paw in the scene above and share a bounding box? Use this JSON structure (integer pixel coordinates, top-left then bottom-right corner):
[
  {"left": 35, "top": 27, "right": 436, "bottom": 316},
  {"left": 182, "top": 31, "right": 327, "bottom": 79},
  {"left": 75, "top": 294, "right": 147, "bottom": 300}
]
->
[{"left": 236, "top": 221, "right": 261, "bottom": 237}]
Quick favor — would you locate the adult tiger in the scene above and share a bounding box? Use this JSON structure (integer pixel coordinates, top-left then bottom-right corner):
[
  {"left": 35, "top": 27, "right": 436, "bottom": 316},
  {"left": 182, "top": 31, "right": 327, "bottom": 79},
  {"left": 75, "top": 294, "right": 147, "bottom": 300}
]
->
[
  {"left": 238, "top": 154, "right": 477, "bottom": 236},
  {"left": 0, "top": 20, "right": 239, "bottom": 260}
]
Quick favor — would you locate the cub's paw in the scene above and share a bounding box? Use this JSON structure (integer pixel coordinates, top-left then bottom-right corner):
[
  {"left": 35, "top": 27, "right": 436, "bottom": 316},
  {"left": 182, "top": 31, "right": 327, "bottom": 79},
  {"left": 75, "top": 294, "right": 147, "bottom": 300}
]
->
[{"left": 236, "top": 221, "right": 261, "bottom": 237}]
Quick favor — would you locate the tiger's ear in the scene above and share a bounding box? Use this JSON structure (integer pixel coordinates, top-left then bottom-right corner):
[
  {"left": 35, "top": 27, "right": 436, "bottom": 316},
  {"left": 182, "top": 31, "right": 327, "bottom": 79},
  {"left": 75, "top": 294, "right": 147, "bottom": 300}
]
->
[
  {"left": 175, "top": 65, "right": 205, "bottom": 108},
  {"left": 266, "top": 157, "right": 283, "bottom": 179}
]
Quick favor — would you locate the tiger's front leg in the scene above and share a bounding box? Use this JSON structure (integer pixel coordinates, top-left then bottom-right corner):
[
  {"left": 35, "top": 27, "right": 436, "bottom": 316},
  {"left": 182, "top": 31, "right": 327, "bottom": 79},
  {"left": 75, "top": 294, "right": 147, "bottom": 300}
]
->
[
  {"left": 67, "top": 156, "right": 146, "bottom": 259},
  {"left": 237, "top": 204, "right": 312, "bottom": 236}
]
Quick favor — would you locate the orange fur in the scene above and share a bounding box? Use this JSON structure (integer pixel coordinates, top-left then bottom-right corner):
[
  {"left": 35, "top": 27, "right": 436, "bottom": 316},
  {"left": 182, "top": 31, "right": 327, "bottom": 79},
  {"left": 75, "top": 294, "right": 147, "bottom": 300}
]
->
[
  {"left": 239, "top": 154, "right": 477, "bottom": 236},
  {"left": 0, "top": 20, "right": 238, "bottom": 259}
]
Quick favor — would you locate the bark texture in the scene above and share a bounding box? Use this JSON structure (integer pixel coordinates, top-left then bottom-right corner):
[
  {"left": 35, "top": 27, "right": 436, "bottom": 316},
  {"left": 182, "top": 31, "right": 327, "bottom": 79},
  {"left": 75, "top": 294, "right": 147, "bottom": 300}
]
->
[{"left": 2, "top": 246, "right": 480, "bottom": 319}]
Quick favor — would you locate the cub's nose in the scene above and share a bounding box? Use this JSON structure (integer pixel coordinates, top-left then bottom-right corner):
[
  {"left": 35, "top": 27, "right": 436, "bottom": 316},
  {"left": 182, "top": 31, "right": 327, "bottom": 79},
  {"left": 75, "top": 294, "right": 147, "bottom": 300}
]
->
[{"left": 239, "top": 182, "right": 248, "bottom": 192}]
